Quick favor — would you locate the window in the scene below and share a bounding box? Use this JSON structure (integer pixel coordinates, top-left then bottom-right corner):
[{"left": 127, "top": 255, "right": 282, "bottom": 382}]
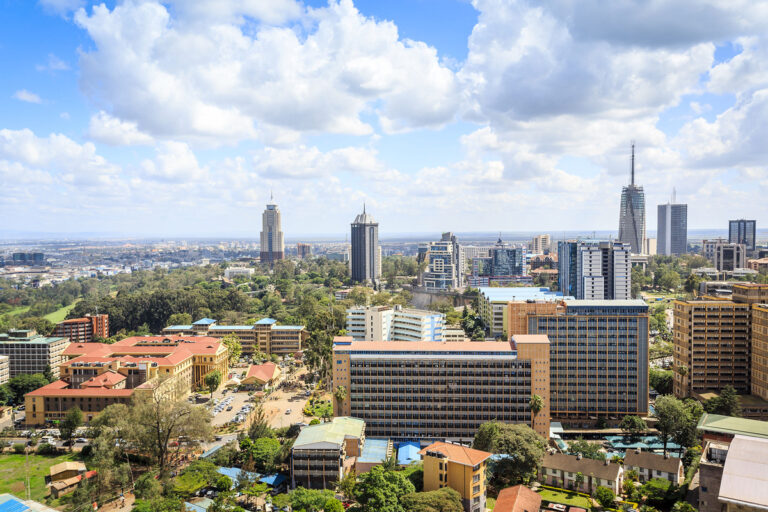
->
[{"left": 473, "top": 485, "right": 480, "bottom": 494}]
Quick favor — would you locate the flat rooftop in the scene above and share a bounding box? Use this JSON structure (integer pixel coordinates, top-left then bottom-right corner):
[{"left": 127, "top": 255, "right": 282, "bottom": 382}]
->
[
  {"left": 334, "top": 339, "right": 516, "bottom": 353},
  {"left": 479, "top": 287, "right": 567, "bottom": 302}
]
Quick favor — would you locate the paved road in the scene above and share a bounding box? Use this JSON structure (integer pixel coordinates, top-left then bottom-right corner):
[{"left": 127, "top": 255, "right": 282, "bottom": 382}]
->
[{"left": 208, "top": 389, "right": 254, "bottom": 427}]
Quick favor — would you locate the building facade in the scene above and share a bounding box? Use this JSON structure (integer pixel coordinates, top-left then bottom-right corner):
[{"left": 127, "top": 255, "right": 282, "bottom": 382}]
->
[
  {"left": 478, "top": 287, "right": 567, "bottom": 338},
  {"left": 345, "top": 306, "right": 445, "bottom": 342},
  {"left": 729, "top": 219, "right": 757, "bottom": 252},
  {"left": 753, "top": 304, "right": 768, "bottom": 402},
  {"left": 531, "top": 234, "right": 551, "bottom": 254},
  {"left": 540, "top": 453, "right": 623, "bottom": 495},
  {"left": 468, "top": 239, "right": 527, "bottom": 287},
  {"left": 53, "top": 314, "right": 109, "bottom": 343},
  {"left": 558, "top": 240, "right": 631, "bottom": 300},
  {"left": 297, "top": 243, "right": 312, "bottom": 259},
  {"left": 657, "top": 203, "right": 688, "bottom": 255},
  {"left": 224, "top": 267, "right": 255, "bottom": 280},
  {"left": 0, "top": 330, "right": 69, "bottom": 379},
  {"left": 712, "top": 242, "right": 747, "bottom": 271},
  {"left": 350, "top": 207, "right": 380, "bottom": 284},
  {"left": 260, "top": 196, "right": 284, "bottom": 266},
  {"left": 423, "top": 232, "right": 464, "bottom": 289},
  {"left": 332, "top": 335, "right": 551, "bottom": 440},
  {"left": 0, "top": 355, "right": 9, "bottom": 385},
  {"left": 618, "top": 145, "right": 646, "bottom": 254},
  {"left": 420, "top": 442, "right": 491, "bottom": 512}
]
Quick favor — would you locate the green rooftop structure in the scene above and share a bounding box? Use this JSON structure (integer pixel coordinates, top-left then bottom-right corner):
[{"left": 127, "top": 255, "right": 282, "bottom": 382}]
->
[
  {"left": 697, "top": 413, "right": 768, "bottom": 440},
  {"left": 291, "top": 417, "right": 365, "bottom": 490}
]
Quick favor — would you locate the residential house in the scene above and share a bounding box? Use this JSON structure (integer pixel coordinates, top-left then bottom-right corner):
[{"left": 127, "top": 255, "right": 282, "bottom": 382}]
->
[
  {"left": 241, "top": 362, "right": 281, "bottom": 390},
  {"left": 623, "top": 449, "right": 684, "bottom": 485},
  {"left": 540, "top": 453, "right": 623, "bottom": 495},
  {"left": 494, "top": 485, "right": 542, "bottom": 512}
]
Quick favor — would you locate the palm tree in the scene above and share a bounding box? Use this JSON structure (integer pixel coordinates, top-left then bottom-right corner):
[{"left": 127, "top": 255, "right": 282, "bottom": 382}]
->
[{"left": 529, "top": 394, "right": 544, "bottom": 431}]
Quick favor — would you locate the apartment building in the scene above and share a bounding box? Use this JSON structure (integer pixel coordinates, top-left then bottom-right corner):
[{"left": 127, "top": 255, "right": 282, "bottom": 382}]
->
[
  {"left": 531, "top": 234, "right": 551, "bottom": 254},
  {"left": 0, "top": 355, "right": 9, "bottom": 385},
  {"left": 163, "top": 317, "right": 308, "bottom": 355},
  {"left": 291, "top": 416, "right": 365, "bottom": 490},
  {"left": 420, "top": 442, "right": 492, "bottom": 512},
  {"left": 558, "top": 240, "right": 631, "bottom": 300},
  {"left": 53, "top": 314, "right": 109, "bottom": 343},
  {"left": 345, "top": 306, "right": 445, "bottom": 342},
  {"left": 478, "top": 287, "right": 568, "bottom": 338},
  {"left": 25, "top": 335, "right": 228, "bottom": 425},
  {"left": 623, "top": 450, "right": 684, "bottom": 485},
  {"left": 0, "top": 329, "right": 69, "bottom": 379},
  {"left": 753, "top": 304, "right": 768, "bottom": 401},
  {"left": 224, "top": 267, "right": 255, "bottom": 280},
  {"left": 523, "top": 300, "right": 649, "bottom": 422},
  {"left": 332, "top": 335, "right": 551, "bottom": 441}
]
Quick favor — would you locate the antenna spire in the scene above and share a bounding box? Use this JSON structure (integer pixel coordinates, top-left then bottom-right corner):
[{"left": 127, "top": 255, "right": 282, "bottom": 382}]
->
[
  {"left": 672, "top": 187, "right": 677, "bottom": 204},
  {"left": 363, "top": 202, "right": 366, "bottom": 214},
  {"left": 630, "top": 141, "right": 635, "bottom": 186}
]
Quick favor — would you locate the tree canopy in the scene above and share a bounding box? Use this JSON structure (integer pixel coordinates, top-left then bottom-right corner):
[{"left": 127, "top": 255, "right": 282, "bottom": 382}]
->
[{"left": 473, "top": 422, "right": 547, "bottom": 485}]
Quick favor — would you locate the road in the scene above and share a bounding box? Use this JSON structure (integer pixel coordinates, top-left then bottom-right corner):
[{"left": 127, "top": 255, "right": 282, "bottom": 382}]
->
[{"left": 208, "top": 389, "right": 254, "bottom": 427}]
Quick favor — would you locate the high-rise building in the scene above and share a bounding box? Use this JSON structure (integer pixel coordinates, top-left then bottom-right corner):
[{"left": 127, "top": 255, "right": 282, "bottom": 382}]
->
[
  {"left": 729, "top": 219, "right": 757, "bottom": 252},
  {"left": 657, "top": 199, "right": 688, "bottom": 255},
  {"left": 752, "top": 304, "right": 768, "bottom": 402},
  {"left": 259, "top": 194, "right": 284, "bottom": 266},
  {"left": 332, "top": 335, "right": 552, "bottom": 440},
  {"left": 423, "top": 232, "right": 464, "bottom": 289},
  {"left": 0, "top": 329, "right": 69, "bottom": 379},
  {"left": 478, "top": 287, "right": 567, "bottom": 337},
  {"left": 531, "top": 234, "right": 551, "bottom": 254},
  {"left": 346, "top": 306, "right": 445, "bottom": 342},
  {"left": 296, "top": 243, "right": 312, "bottom": 259},
  {"left": 53, "top": 314, "right": 109, "bottom": 343},
  {"left": 468, "top": 238, "right": 527, "bottom": 287},
  {"left": 557, "top": 240, "right": 631, "bottom": 300},
  {"left": 618, "top": 144, "right": 646, "bottom": 254},
  {"left": 350, "top": 206, "right": 380, "bottom": 284},
  {"left": 712, "top": 242, "right": 747, "bottom": 271}
]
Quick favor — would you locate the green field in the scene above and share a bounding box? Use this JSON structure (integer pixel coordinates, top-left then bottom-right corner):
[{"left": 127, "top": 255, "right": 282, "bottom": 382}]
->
[
  {"left": 0, "top": 305, "right": 31, "bottom": 317},
  {"left": 538, "top": 488, "right": 593, "bottom": 509},
  {"left": 43, "top": 300, "right": 81, "bottom": 324},
  {"left": 0, "top": 452, "right": 81, "bottom": 501}
]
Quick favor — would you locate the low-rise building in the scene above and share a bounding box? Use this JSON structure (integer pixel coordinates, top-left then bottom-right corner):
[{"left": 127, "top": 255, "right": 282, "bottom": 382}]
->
[
  {"left": 494, "top": 485, "right": 542, "bottom": 512},
  {"left": 443, "top": 326, "right": 468, "bottom": 342},
  {"left": 224, "top": 267, "right": 255, "bottom": 280},
  {"left": 0, "top": 329, "right": 69, "bottom": 379},
  {"left": 419, "top": 441, "right": 492, "bottom": 512},
  {"left": 53, "top": 314, "right": 109, "bottom": 343},
  {"left": 623, "top": 449, "right": 684, "bottom": 485},
  {"left": 0, "top": 493, "right": 60, "bottom": 511},
  {"left": 540, "top": 453, "right": 623, "bottom": 495},
  {"left": 241, "top": 362, "right": 281, "bottom": 389},
  {"left": 291, "top": 416, "right": 365, "bottom": 490},
  {"left": 717, "top": 435, "right": 768, "bottom": 512}
]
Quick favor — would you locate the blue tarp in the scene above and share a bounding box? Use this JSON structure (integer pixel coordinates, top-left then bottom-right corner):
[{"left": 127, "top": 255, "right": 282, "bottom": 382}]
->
[
  {"left": 184, "top": 498, "right": 214, "bottom": 512},
  {"left": 200, "top": 444, "right": 223, "bottom": 459},
  {"left": 397, "top": 442, "right": 421, "bottom": 465},
  {"left": 217, "top": 467, "right": 259, "bottom": 488}
]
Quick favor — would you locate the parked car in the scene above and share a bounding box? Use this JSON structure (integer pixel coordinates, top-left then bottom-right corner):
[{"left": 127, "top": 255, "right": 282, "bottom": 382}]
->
[{"left": 285, "top": 409, "right": 292, "bottom": 415}]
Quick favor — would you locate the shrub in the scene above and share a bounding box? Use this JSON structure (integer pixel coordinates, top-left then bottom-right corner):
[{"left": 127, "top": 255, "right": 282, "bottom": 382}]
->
[{"left": 12, "top": 443, "right": 25, "bottom": 454}]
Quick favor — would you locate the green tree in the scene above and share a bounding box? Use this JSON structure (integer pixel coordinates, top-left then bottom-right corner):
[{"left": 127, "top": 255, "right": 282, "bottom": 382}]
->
[
  {"left": 167, "top": 312, "right": 193, "bottom": 326},
  {"left": 401, "top": 487, "right": 464, "bottom": 512},
  {"left": 247, "top": 402, "right": 275, "bottom": 440},
  {"left": 594, "top": 486, "right": 616, "bottom": 508},
  {"left": 566, "top": 438, "right": 605, "bottom": 460},
  {"left": 288, "top": 487, "right": 335, "bottom": 511},
  {"left": 335, "top": 468, "right": 358, "bottom": 501},
  {"left": 7, "top": 373, "right": 49, "bottom": 404},
  {"left": 134, "top": 472, "right": 163, "bottom": 501},
  {"left": 333, "top": 385, "right": 347, "bottom": 406},
  {"left": 473, "top": 422, "right": 547, "bottom": 485},
  {"left": 246, "top": 437, "right": 281, "bottom": 474},
  {"left": 205, "top": 370, "right": 222, "bottom": 396},
  {"left": 133, "top": 497, "right": 183, "bottom": 512},
  {"left": 640, "top": 478, "right": 674, "bottom": 508},
  {"left": 216, "top": 475, "right": 233, "bottom": 492},
  {"left": 620, "top": 415, "right": 648, "bottom": 438},
  {"left": 649, "top": 368, "right": 674, "bottom": 394},
  {"left": 529, "top": 394, "right": 544, "bottom": 430},
  {"left": 43, "top": 364, "right": 54, "bottom": 383},
  {"left": 220, "top": 334, "right": 242, "bottom": 364},
  {"left": 654, "top": 395, "right": 688, "bottom": 453},
  {"left": 672, "top": 501, "right": 697, "bottom": 512},
  {"left": 60, "top": 406, "right": 83, "bottom": 452},
  {"left": 575, "top": 472, "right": 585, "bottom": 491},
  {"left": 355, "top": 465, "right": 416, "bottom": 512},
  {"left": 704, "top": 385, "right": 742, "bottom": 416}
]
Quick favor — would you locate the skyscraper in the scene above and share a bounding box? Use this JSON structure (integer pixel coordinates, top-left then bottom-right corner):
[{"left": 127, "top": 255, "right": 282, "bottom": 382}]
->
[
  {"left": 423, "top": 232, "right": 463, "bottom": 289},
  {"left": 618, "top": 144, "right": 646, "bottom": 254},
  {"left": 729, "top": 219, "right": 756, "bottom": 252},
  {"left": 558, "top": 240, "right": 631, "bottom": 300},
  {"left": 657, "top": 192, "right": 688, "bottom": 255},
  {"left": 350, "top": 206, "right": 380, "bottom": 284},
  {"left": 259, "top": 194, "right": 284, "bottom": 266}
]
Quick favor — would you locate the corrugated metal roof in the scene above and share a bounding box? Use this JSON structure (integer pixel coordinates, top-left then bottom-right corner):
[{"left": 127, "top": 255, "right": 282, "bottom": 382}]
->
[
  {"left": 719, "top": 435, "right": 768, "bottom": 508},
  {"left": 293, "top": 417, "right": 365, "bottom": 449},
  {"left": 255, "top": 318, "right": 277, "bottom": 325},
  {"left": 698, "top": 413, "right": 768, "bottom": 439}
]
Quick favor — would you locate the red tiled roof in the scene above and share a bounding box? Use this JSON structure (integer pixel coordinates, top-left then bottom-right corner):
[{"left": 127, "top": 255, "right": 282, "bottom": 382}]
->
[
  {"left": 494, "top": 485, "right": 542, "bottom": 512},
  {"left": 245, "top": 362, "right": 279, "bottom": 382},
  {"left": 335, "top": 339, "right": 515, "bottom": 352},
  {"left": 418, "top": 442, "right": 492, "bottom": 467},
  {"left": 26, "top": 380, "right": 135, "bottom": 398},
  {"left": 81, "top": 371, "right": 126, "bottom": 388}
]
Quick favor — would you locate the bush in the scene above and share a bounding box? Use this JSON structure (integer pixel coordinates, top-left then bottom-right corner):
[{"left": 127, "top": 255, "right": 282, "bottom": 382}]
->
[
  {"left": 12, "top": 443, "right": 25, "bottom": 454},
  {"left": 35, "top": 442, "right": 58, "bottom": 455},
  {"left": 594, "top": 486, "right": 616, "bottom": 508}
]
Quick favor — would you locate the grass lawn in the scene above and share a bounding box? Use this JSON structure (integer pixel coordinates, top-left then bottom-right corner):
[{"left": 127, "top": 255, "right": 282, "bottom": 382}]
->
[
  {"left": 0, "top": 305, "right": 31, "bottom": 317},
  {"left": 0, "top": 452, "right": 82, "bottom": 502},
  {"left": 538, "top": 488, "right": 593, "bottom": 509},
  {"left": 43, "top": 300, "right": 81, "bottom": 324}
]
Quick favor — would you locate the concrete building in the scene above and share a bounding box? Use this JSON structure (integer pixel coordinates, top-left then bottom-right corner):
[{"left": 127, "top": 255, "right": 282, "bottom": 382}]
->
[
  {"left": 443, "top": 326, "right": 468, "bottom": 342},
  {"left": 419, "top": 441, "right": 492, "bottom": 512},
  {"left": 713, "top": 242, "right": 747, "bottom": 271},
  {"left": 260, "top": 195, "right": 284, "bottom": 266},
  {"left": 297, "top": 243, "right": 312, "bottom": 259},
  {"left": 468, "top": 238, "right": 527, "bottom": 287},
  {"left": 423, "top": 232, "right": 464, "bottom": 289},
  {"left": 53, "top": 314, "right": 109, "bottom": 343},
  {"left": 224, "top": 267, "right": 255, "bottom": 280},
  {"left": 0, "top": 330, "right": 69, "bottom": 379},
  {"left": 163, "top": 317, "right": 308, "bottom": 355},
  {"left": 25, "top": 335, "right": 229, "bottom": 425},
  {"left": 0, "top": 355, "right": 8, "bottom": 385},
  {"left": 477, "top": 287, "right": 568, "bottom": 338},
  {"left": 618, "top": 144, "right": 646, "bottom": 254},
  {"left": 753, "top": 304, "right": 768, "bottom": 402},
  {"left": 531, "top": 234, "right": 551, "bottom": 254},
  {"left": 644, "top": 237, "right": 657, "bottom": 256},
  {"left": 345, "top": 306, "right": 445, "bottom": 342},
  {"left": 461, "top": 246, "right": 491, "bottom": 269},
  {"left": 291, "top": 416, "right": 365, "bottom": 489},
  {"left": 540, "top": 453, "right": 623, "bottom": 495},
  {"left": 350, "top": 206, "right": 380, "bottom": 284},
  {"left": 623, "top": 449, "right": 684, "bottom": 485},
  {"left": 657, "top": 202, "right": 688, "bottom": 255},
  {"left": 730, "top": 219, "right": 757, "bottom": 252},
  {"left": 523, "top": 300, "right": 649, "bottom": 422},
  {"left": 332, "top": 335, "right": 552, "bottom": 441},
  {"left": 558, "top": 240, "right": 631, "bottom": 300}
]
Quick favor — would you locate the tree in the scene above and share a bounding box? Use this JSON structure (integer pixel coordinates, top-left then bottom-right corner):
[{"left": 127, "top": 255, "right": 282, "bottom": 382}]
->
[
  {"left": 205, "top": 370, "right": 222, "bottom": 396},
  {"left": 43, "top": 364, "right": 54, "bottom": 383},
  {"left": 333, "top": 385, "right": 347, "bottom": 406},
  {"left": 473, "top": 422, "right": 547, "bottom": 485},
  {"left": 704, "top": 385, "right": 741, "bottom": 416},
  {"left": 574, "top": 472, "right": 584, "bottom": 491},
  {"left": 167, "top": 313, "right": 193, "bottom": 326},
  {"left": 672, "top": 502, "right": 697, "bottom": 512},
  {"left": 529, "top": 394, "right": 544, "bottom": 430},
  {"left": 355, "top": 465, "right": 416, "bottom": 512},
  {"left": 220, "top": 334, "right": 242, "bottom": 364},
  {"left": 566, "top": 438, "right": 605, "bottom": 460},
  {"left": 288, "top": 487, "right": 335, "bottom": 511},
  {"left": 620, "top": 415, "right": 648, "bottom": 438},
  {"left": 133, "top": 497, "right": 183, "bottom": 512},
  {"left": 641, "top": 478, "right": 674, "bottom": 508},
  {"left": 401, "top": 487, "right": 464, "bottom": 512},
  {"left": 7, "top": 373, "right": 49, "bottom": 404},
  {"left": 247, "top": 402, "right": 275, "bottom": 440},
  {"left": 649, "top": 369, "right": 674, "bottom": 395},
  {"left": 594, "top": 486, "right": 616, "bottom": 508},
  {"left": 134, "top": 472, "right": 163, "bottom": 501},
  {"left": 654, "top": 395, "right": 688, "bottom": 453},
  {"left": 216, "top": 475, "right": 233, "bottom": 492},
  {"left": 60, "top": 407, "right": 83, "bottom": 452},
  {"left": 324, "top": 498, "right": 345, "bottom": 512},
  {"left": 241, "top": 437, "right": 281, "bottom": 474},
  {"left": 335, "top": 468, "right": 357, "bottom": 502}
]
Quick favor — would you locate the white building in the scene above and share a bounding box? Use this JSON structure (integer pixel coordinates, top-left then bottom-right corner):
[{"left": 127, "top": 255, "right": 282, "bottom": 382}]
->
[
  {"left": 345, "top": 306, "right": 445, "bottom": 342},
  {"left": 0, "top": 355, "right": 8, "bottom": 385},
  {"left": 559, "top": 240, "right": 631, "bottom": 300},
  {"left": 224, "top": 267, "right": 255, "bottom": 279}
]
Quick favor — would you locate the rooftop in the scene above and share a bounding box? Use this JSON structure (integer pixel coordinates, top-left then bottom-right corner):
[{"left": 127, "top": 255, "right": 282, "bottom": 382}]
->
[
  {"left": 511, "top": 334, "right": 550, "bottom": 345},
  {"left": 245, "top": 362, "right": 280, "bottom": 383},
  {"left": 697, "top": 413, "right": 768, "bottom": 440},
  {"left": 254, "top": 318, "right": 277, "bottom": 325},
  {"left": 718, "top": 435, "right": 768, "bottom": 509},
  {"left": 623, "top": 450, "right": 681, "bottom": 474},
  {"left": 358, "top": 438, "right": 390, "bottom": 463},
  {"left": 26, "top": 380, "right": 135, "bottom": 398},
  {"left": 49, "top": 461, "right": 86, "bottom": 476},
  {"left": 334, "top": 338, "right": 516, "bottom": 353},
  {"left": 419, "top": 441, "right": 492, "bottom": 467},
  {"left": 479, "top": 287, "right": 566, "bottom": 302},
  {"left": 192, "top": 318, "right": 217, "bottom": 325},
  {"left": 293, "top": 417, "right": 365, "bottom": 450},
  {"left": 541, "top": 453, "right": 621, "bottom": 481},
  {"left": 494, "top": 485, "right": 542, "bottom": 512},
  {"left": 0, "top": 493, "right": 59, "bottom": 512}
]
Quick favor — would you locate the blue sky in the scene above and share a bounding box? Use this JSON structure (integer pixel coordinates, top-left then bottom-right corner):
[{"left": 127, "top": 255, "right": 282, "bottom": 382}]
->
[{"left": 1, "top": 0, "right": 766, "bottom": 238}]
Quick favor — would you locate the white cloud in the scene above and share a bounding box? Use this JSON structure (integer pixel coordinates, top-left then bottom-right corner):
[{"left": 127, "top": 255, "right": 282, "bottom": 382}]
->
[
  {"left": 88, "top": 111, "right": 154, "bottom": 146},
  {"left": 36, "top": 53, "right": 70, "bottom": 72},
  {"left": 140, "top": 141, "right": 207, "bottom": 182},
  {"left": 253, "top": 144, "right": 399, "bottom": 181},
  {"left": 38, "top": 0, "right": 85, "bottom": 16},
  {"left": 13, "top": 90, "right": 42, "bottom": 104}
]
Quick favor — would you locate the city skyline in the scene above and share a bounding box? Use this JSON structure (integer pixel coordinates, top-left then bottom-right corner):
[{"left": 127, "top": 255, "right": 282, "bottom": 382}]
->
[{"left": 2, "top": 1, "right": 767, "bottom": 236}]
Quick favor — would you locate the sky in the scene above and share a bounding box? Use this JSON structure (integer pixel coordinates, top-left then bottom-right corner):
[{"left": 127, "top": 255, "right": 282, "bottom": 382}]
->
[{"left": 1, "top": 0, "right": 767, "bottom": 238}]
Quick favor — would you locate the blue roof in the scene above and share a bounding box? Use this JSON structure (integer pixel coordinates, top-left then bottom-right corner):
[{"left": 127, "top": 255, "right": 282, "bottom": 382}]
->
[
  {"left": 479, "top": 287, "right": 568, "bottom": 302},
  {"left": 201, "top": 444, "right": 223, "bottom": 459},
  {"left": 166, "top": 325, "right": 193, "bottom": 330},
  {"left": 209, "top": 325, "right": 253, "bottom": 330},
  {"left": 255, "top": 318, "right": 277, "bottom": 325},
  {"left": 217, "top": 467, "right": 259, "bottom": 487},
  {"left": 193, "top": 318, "right": 217, "bottom": 325},
  {"left": 397, "top": 442, "right": 421, "bottom": 465},
  {"left": 184, "top": 498, "right": 214, "bottom": 512},
  {"left": 0, "top": 494, "right": 30, "bottom": 512},
  {"left": 359, "top": 438, "right": 389, "bottom": 463},
  {"left": 260, "top": 474, "right": 287, "bottom": 487},
  {"left": 272, "top": 325, "right": 304, "bottom": 330}
]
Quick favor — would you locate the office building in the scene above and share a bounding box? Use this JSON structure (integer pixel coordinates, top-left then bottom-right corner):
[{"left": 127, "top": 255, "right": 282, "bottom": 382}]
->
[
  {"left": 290, "top": 416, "right": 365, "bottom": 489},
  {"left": 478, "top": 287, "right": 568, "bottom": 337},
  {"left": 557, "top": 240, "right": 631, "bottom": 300},
  {"left": 531, "top": 234, "right": 551, "bottom": 254},
  {"left": 713, "top": 242, "right": 747, "bottom": 271},
  {"left": 53, "top": 314, "right": 109, "bottom": 343},
  {"left": 25, "top": 335, "right": 229, "bottom": 425},
  {"left": 0, "top": 355, "right": 8, "bottom": 385},
  {"left": 260, "top": 195, "right": 284, "bottom": 266},
  {"left": 729, "top": 219, "right": 757, "bottom": 252},
  {"left": 461, "top": 246, "right": 491, "bottom": 268},
  {"left": 350, "top": 206, "right": 380, "bottom": 284},
  {"left": 224, "top": 267, "right": 254, "bottom": 280},
  {"left": 752, "top": 304, "right": 768, "bottom": 402},
  {"left": 468, "top": 238, "right": 527, "bottom": 287},
  {"left": 297, "top": 243, "right": 312, "bottom": 259},
  {"left": 657, "top": 201, "right": 688, "bottom": 255},
  {"left": 0, "top": 330, "right": 69, "bottom": 379},
  {"left": 523, "top": 300, "right": 649, "bottom": 422},
  {"left": 618, "top": 144, "right": 646, "bottom": 254},
  {"left": 163, "top": 317, "right": 308, "bottom": 355},
  {"left": 644, "top": 237, "right": 657, "bottom": 256},
  {"left": 423, "top": 232, "right": 464, "bottom": 289},
  {"left": 420, "top": 442, "right": 492, "bottom": 512},
  {"left": 332, "top": 335, "right": 551, "bottom": 440},
  {"left": 11, "top": 253, "right": 45, "bottom": 266},
  {"left": 345, "top": 305, "right": 445, "bottom": 342}
]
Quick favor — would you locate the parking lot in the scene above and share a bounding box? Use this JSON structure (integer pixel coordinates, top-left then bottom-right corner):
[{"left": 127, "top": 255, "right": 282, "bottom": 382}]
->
[{"left": 205, "top": 389, "right": 255, "bottom": 427}]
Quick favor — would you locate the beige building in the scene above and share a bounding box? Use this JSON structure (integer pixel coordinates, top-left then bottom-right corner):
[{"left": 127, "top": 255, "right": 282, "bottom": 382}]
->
[
  {"left": 531, "top": 234, "right": 551, "bottom": 254},
  {"left": 0, "top": 329, "right": 69, "bottom": 379},
  {"left": 752, "top": 304, "right": 768, "bottom": 401},
  {"left": 420, "top": 442, "right": 492, "bottom": 512},
  {"left": 0, "top": 355, "right": 9, "bottom": 385}
]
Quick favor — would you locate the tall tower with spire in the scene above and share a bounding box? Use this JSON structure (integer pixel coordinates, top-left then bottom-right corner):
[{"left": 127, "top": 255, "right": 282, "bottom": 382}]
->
[
  {"left": 618, "top": 143, "right": 646, "bottom": 254},
  {"left": 350, "top": 204, "right": 380, "bottom": 284},
  {"left": 260, "top": 192, "right": 284, "bottom": 266}
]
